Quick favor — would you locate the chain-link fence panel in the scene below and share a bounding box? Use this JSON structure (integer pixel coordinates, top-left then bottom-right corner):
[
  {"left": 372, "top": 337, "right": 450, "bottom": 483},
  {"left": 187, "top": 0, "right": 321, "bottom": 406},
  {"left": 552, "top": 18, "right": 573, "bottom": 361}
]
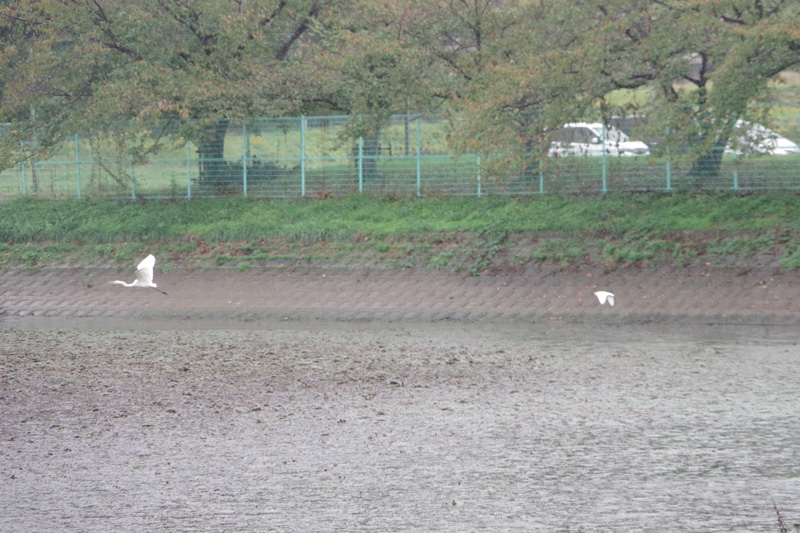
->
[{"left": 2, "top": 112, "right": 800, "bottom": 199}]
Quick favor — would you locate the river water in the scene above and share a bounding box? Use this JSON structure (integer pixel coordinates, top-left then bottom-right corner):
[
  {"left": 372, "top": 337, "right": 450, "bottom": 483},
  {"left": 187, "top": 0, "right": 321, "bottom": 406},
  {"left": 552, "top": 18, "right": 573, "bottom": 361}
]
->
[{"left": 1, "top": 319, "right": 798, "bottom": 531}]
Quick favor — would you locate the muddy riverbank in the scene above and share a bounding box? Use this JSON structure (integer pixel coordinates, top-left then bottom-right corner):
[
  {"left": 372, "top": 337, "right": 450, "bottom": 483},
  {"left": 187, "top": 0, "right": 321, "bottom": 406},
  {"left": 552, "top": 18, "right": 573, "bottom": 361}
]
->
[{"left": 1, "top": 319, "right": 798, "bottom": 531}]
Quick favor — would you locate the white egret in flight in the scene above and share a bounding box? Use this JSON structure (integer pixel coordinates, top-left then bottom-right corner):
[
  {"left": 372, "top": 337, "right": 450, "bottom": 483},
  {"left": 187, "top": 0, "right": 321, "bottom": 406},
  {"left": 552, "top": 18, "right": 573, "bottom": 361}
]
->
[
  {"left": 594, "top": 291, "right": 615, "bottom": 306},
  {"left": 110, "top": 254, "right": 167, "bottom": 295}
]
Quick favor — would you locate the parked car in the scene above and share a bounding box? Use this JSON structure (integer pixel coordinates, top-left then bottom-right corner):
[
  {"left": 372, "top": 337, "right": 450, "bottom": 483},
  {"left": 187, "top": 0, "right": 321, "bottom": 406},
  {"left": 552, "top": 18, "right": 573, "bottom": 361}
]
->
[
  {"left": 548, "top": 123, "right": 650, "bottom": 157},
  {"left": 609, "top": 116, "right": 662, "bottom": 151},
  {"left": 725, "top": 121, "right": 800, "bottom": 156},
  {"left": 612, "top": 116, "right": 800, "bottom": 156}
]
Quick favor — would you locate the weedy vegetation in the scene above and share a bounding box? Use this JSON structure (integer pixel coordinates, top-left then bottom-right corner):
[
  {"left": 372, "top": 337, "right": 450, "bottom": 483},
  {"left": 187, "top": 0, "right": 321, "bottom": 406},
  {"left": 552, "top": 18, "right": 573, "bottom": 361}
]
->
[{"left": 1, "top": 192, "right": 799, "bottom": 274}]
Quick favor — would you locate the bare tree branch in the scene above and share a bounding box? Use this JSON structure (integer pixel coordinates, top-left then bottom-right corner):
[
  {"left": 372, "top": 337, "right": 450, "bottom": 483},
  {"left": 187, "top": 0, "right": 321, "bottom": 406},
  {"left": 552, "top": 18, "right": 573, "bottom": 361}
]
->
[{"left": 274, "top": 1, "right": 321, "bottom": 61}]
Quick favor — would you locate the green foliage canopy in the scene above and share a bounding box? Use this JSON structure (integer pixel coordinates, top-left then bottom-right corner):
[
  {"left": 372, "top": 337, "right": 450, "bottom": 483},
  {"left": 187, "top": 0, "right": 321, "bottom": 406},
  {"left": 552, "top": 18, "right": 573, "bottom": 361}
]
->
[
  {"left": 0, "top": 0, "right": 340, "bottom": 163},
  {"left": 1, "top": 0, "right": 799, "bottom": 177}
]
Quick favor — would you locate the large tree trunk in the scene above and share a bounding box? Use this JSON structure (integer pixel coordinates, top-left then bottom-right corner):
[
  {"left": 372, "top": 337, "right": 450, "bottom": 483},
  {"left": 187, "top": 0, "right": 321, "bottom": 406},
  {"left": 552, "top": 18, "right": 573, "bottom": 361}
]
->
[
  {"left": 196, "top": 119, "right": 231, "bottom": 188},
  {"left": 686, "top": 94, "right": 736, "bottom": 178},
  {"left": 362, "top": 132, "right": 381, "bottom": 181},
  {"left": 688, "top": 143, "right": 726, "bottom": 177},
  {"left": 353, "top": 131, "right": 382, "bottom": 182},
  {"left": 688, "top": 127, "right": 732, "bottom": 178}
]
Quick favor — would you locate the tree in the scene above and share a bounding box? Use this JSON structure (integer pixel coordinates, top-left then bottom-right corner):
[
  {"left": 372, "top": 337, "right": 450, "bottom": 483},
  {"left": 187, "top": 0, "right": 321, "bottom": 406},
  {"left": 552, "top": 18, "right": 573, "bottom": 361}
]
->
[
  {"left": 0, "top": 0, "right": 339, "bottom": 186},
  {"left": 591, "top": 0, "right": 800, "bottom": 176},
  {"left": 445, "top": 1, "right": 601, "bottom": 178},
  {"left": 337, "top": 0, "right": 526, "bottom": 181},
  {"left": 284, "top": 0, "right": 459, "bottom": 183},
  {"left": 0, "top": 0, "right": 40, "bottom": 170},
  {"left": 447, "top": 0, "right": 800, "bottom": 178},
  {"left": 3, "top": 0, "right": 799, "bottom": 185},
  {"left": 274, "top": 0, "right": 531, "bottom": 184}
]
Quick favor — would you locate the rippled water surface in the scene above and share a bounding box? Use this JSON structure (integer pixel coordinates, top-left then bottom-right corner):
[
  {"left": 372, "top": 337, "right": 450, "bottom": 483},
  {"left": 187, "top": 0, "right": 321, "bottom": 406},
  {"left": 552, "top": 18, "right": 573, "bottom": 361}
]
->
[{"left": 1, "top": 319, "right": 798, "bottom": 531}]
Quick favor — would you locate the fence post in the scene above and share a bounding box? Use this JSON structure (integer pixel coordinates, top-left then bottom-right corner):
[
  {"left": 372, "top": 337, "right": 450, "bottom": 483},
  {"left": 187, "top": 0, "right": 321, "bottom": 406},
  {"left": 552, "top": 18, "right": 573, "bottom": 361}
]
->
[
  {"left": 20, "top": 141, "right": 26, "bottom": 196},
  {"left": 477, "top": 155, "right": 482, "bottom": 198},
  {"left": 242, "top": 122, "right": 248, "bottom": 198},
  {"left": 539, "top": 158, "right": 544, "bottom": 195},
  {"left": 358, "top": 136, "right": 364, "bottom": 193},
  {"left": 601, "top": 123, "right": 607, "bottom": 194},
  {"left": 733, "top": 152, "right": 739, "bottom": 191},
  {"left": 186, "top": 142, "right": 192, "bottom": 200},
  {"left": 301, "top": 116, "right": 306, "bottom": 197},
  {"left": 130, "top": 141, "right": 136, "bottom": 200},
  {"left": 665, "top": 127, "right": 671, "bottom": 192},
  {"left": 75, "top": 134, "right": 81, "bottom": 200},
  {"left": 416, "top": 116, "right": 421, "bottom": 198}
]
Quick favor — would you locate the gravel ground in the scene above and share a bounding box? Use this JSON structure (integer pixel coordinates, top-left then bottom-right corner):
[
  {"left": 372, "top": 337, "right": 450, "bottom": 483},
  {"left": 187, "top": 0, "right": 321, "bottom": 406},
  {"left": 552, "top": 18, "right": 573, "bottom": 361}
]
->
[{"left": 1, "top": 317, "right": 799, "bottom": 532}]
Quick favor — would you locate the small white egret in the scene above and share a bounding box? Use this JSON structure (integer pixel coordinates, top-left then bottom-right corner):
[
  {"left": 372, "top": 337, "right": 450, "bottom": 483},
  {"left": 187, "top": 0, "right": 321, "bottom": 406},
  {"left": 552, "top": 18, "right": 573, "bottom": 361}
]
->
[
  {"left": 594, "top": 290, "right": 615, "bottom": 306},
  {"left": 110, "top": 254, "right": 167, "bottom": 295}
]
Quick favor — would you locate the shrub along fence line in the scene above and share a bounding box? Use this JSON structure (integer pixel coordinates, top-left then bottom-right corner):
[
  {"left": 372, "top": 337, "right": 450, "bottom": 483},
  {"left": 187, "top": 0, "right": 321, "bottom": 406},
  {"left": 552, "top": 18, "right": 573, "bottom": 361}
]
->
[{"left": 1, "top": 114, "right": 800, "bottom": 200}]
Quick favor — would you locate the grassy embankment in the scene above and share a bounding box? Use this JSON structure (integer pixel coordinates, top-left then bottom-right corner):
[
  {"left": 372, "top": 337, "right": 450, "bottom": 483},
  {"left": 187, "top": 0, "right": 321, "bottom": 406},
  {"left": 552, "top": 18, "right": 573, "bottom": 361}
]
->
[{"left": 1, "top": 193, "right": 799, "bottom": 275}]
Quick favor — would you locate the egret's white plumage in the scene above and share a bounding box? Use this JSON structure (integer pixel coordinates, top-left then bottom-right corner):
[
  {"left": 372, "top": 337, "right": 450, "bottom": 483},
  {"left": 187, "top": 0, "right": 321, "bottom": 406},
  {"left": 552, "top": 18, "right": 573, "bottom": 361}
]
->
[
  {"left": 594, "top": 290, "right": 614, "bottom": 306},
  {"left": 110, "top": 254, "right": 167, "bottom": 295}
]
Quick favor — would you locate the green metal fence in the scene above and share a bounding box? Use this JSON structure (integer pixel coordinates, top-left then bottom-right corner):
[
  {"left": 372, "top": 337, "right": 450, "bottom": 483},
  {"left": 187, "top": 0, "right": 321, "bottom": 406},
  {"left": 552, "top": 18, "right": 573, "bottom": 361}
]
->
[{"left": 2, "top": 113, "right": 800, "bottom": 200}]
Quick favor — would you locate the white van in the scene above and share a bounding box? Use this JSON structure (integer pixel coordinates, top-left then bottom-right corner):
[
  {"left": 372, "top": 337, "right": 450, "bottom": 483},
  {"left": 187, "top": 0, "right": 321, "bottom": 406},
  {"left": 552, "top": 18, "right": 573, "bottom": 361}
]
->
[
  {"left": 726, "top": 121, "right": 800, "bottom": 156},
  {"left": 549, "top": 123, "right": 650, "bottom": 157}
]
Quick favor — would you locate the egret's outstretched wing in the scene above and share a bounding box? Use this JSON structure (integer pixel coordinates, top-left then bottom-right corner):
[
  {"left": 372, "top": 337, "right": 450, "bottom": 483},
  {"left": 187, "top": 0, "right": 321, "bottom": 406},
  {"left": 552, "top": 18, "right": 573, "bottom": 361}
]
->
[
  {"left": 594, "top": 291, "right": 615, "bottom": 306},
  {"left": 135, "top": 254, "right": 156, "bottom": 285},
  {"left": 137, "top": 254, "right": 156, "bottom": 271}
]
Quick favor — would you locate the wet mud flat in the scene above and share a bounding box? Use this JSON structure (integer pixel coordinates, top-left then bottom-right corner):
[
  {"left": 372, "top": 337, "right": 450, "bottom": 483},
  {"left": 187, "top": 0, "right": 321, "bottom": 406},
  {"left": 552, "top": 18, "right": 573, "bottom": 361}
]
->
[{"left": 1, "top": 319, "right": 799, "bottom": 531}]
